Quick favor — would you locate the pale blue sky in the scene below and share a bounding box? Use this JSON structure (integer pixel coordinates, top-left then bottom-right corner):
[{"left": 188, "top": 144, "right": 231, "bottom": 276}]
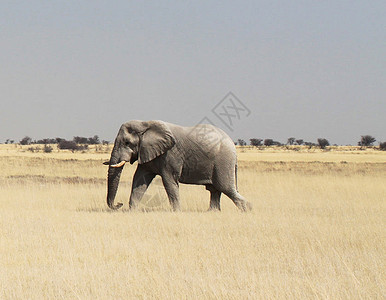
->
[{"left": 1, "top": 1, "right": 385, "bottom": 145}]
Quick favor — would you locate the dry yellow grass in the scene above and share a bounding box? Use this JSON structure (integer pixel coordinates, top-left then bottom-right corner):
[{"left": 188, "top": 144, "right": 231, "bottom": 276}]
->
[{"left": 0, "top": 145, "right": 385, "bottom": 299}]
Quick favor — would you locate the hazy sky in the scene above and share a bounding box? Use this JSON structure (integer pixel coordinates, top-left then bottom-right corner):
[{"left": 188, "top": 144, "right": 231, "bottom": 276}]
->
[{"left": 1, "top": 1, "right": 385, "bottom": 145}]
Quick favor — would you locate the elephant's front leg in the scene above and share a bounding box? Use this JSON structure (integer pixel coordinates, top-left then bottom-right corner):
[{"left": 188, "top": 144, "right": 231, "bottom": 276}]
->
[
  {"left": 129, "top": 166, "right": 156, "bottom": 210},
  {"left": 161, "top": 174, "right": 180, "bottom": 211}
]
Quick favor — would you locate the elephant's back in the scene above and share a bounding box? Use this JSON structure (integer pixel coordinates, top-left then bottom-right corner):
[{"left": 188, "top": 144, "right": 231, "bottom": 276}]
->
[
  {"left": 166, "top": 122, "right": 236, "bottom": 158},
  {"left": 183, "top": 123, "right": 234, "bottom": 146}
]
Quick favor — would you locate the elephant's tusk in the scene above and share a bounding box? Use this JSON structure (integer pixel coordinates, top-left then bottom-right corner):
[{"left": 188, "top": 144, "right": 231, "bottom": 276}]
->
[{"left": 110, "top": 161, "right": 126, "bottom": 168}]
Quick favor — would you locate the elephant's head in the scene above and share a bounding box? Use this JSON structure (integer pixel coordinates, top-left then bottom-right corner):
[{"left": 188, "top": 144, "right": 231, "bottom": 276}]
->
[{"left": 104, "top": 120, "right": 175, "bottom": 209}]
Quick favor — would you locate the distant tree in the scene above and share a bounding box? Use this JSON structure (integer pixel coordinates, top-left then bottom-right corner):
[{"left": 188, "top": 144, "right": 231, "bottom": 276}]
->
[
  {"left": 264, "top": 139, "right": 274, "bottom": 146},
  {"left": 304, "top": 142, "right": 316, "bottom": 149},
  {"left": 295, "top": 139, "right": 304, "bottom": 145},
  {"left": 73, "top": 136, "right": 88, "bottom": 144},
  {"left": 379, "top": 142, "right": 386, "bottom": 151},
  {"left": 88, "top": 135, "right": 100, "bottom": 145},
  {"left": 73, "top": 135, "right": 100, "bottom": 144},
  {"left": 37, "top": 139, "right": 47, "bottom": 144},
  {"left": 317, "top": 138, "right": 330, "bottom": 149},
  {"left": 20, "top": 136, "right": 32, "bottom": 145},
  {"left": 56, "top": 137, "right": 65, "bottom": 144},
  {"left": 237, "top": 139, "right": 247, "bottom": 146},
  {"left": 358, "top": 135, "right": 376, "bottom": 147},
  {"left": 250, "top": 138, "right": 262, "bottom": 146},
  {"left": 287, "top": 137, "right": 295, "bottom": 145},
  {"left": 102, "top": 140, "right": 110, "bottom": 145},
  {"left": 35, "top": 138, "right": 61, "bottom": 144},
  {"left": 273, "top": 141, "right": 282, "bottom": 146}
]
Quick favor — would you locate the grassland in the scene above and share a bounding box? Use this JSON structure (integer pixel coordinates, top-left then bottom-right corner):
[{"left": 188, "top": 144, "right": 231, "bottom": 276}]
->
[{"left": 1, "top": 145, "right": 385, "bottom": 299}]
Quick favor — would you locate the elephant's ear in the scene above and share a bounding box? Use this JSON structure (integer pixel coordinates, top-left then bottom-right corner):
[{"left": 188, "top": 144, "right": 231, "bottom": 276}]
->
[{"left": 138, "top": 121, "right": 176, "bottom": 164}]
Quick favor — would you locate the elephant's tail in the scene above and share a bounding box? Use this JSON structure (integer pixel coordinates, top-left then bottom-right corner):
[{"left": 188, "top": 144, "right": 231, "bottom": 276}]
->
[{"left": 235, "top": 163, "right": 239, "bottom": 192}]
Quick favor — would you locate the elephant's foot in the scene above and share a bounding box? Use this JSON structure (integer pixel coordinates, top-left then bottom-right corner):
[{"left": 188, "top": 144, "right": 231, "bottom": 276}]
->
[
  {"left": 245, "top": 201, "right": 253, "bottom": 212},
  {"left": 235, "top": 200, "right": 252, "bottom": 212},
  {"left": 207, "top": 206, "right": 221, "bottom": 212},
  {"left": 170, "top": 201, "right": 181, "bottom": 211},
  {"left": 129, "top": 200, "right": 140, "bottom": 211},
  {"left": 223, "top": 190, "right": 252, "bottom": 212}
]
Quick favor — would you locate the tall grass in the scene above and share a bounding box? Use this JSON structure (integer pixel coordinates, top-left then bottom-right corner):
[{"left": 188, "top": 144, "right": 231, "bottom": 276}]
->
[{"left": 0, "top": 146, "right": 385, "bottom": 299}]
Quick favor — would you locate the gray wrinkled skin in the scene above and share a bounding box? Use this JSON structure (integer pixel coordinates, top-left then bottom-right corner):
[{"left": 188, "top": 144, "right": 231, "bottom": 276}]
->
[{"left": 106, "top": 120, "right": 251, "bottom": 212}]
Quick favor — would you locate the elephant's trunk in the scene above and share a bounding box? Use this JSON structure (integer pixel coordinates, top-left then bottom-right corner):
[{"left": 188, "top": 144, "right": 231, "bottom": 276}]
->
[
  {"left": 107, "top": 165, "right": 124, "bottom": 210},
  {"left": 106, "top": 146, "right": 125, "bottom": 209}
]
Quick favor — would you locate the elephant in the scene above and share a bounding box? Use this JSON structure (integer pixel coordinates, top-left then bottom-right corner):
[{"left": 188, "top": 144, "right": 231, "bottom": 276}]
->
[{"left": 104, "top": 120, "right": 252, "bottom": 212}]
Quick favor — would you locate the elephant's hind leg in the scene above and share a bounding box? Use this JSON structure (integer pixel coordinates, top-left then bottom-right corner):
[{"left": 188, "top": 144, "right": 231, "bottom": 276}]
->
[
  {"left": 206, "top": 185, "right": 221, "bottom": 211},
  {"left": 223, "top": 189, "right": 252, "bottom": 212}
]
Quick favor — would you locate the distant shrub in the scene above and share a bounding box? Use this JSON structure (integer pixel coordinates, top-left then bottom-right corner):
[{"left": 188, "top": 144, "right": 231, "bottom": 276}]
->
[
  {"left": 295, "top": 139, "right": 304, "bottom": 145},
  {"left": 379, "top": 142, "right": 386, "bottom": 151},
  {"left": 79, "top": 144, "right": 88, "bottom": 151},
  {"left": 27, "top": 146, "right": 41, "bottom": 152},
  {"left": 43, "top": 144, "right": 53, "bottom": 153},
  {"left": 317, "top": 138, "right": 330, "bottom": 149}
]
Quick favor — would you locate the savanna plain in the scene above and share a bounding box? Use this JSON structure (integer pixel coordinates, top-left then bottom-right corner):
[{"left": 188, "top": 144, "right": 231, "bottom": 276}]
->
[{"left": 0, "top": 144, "right": 385, "bottom": 299}]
